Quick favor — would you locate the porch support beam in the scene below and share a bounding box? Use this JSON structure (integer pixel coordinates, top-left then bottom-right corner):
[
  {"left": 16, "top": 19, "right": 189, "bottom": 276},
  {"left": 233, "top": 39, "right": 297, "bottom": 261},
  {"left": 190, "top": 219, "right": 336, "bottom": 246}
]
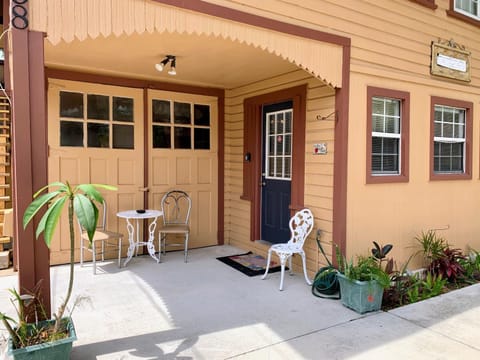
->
[{"left": 7, "top": 0, "right": 51, "bottom": 317}]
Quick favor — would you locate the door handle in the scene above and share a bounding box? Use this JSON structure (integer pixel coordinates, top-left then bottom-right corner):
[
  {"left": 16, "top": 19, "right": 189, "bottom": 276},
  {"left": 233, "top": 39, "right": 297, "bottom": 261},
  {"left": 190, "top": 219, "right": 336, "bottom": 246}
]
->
[
  {"left": 139, "top": 187, "right": 149, "bottom": 192},
  {"left": 260, "top": 181, "right": 266, "bottom": 187}
]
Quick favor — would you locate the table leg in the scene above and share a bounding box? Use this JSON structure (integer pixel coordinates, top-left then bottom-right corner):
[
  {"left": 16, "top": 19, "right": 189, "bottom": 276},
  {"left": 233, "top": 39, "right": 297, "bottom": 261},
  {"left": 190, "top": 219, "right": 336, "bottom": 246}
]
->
[
  {"left": 147, "top": 217, "right": 160, "bottom": 263},
  {"left": 123, "top": 219, "right": 136, "bottom": 267}
]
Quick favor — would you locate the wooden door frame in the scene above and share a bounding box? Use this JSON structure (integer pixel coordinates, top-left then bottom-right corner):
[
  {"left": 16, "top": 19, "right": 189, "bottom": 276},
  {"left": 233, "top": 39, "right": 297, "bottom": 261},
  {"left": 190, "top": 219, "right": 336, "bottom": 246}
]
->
[{"left": 243, "top": 85, "right": 307, "bottom": 241}]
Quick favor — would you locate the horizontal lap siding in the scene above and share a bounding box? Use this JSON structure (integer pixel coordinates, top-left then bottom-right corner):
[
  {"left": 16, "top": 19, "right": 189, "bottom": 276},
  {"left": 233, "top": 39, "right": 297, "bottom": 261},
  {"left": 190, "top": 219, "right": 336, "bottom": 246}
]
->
[
  {"left": 225, "top": 69, "right": 335, "bottom": 274},
  {"left": 215, "top": 0, "right": 480, "bottom": 266}
]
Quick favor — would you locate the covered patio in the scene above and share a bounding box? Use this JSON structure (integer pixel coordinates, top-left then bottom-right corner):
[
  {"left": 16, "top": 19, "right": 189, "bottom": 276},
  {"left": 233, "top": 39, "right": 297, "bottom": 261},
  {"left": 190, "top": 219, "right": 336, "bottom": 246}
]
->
[{"left": 1, "top": 245, "right": 480, "bottom": 359}]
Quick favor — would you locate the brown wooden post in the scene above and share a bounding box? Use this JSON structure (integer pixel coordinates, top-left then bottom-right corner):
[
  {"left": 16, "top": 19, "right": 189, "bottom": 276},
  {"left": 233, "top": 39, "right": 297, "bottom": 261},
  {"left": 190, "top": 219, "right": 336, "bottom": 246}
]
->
[{"left": 6, "top": 0, "right": 51, "bottom": 319}]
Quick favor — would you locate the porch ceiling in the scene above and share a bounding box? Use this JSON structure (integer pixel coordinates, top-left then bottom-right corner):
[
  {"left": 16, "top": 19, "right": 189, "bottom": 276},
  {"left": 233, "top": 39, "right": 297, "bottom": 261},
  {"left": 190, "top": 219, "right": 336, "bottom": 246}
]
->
[{"left": 44, "top": 31, "right": 301, "bottom": 89}]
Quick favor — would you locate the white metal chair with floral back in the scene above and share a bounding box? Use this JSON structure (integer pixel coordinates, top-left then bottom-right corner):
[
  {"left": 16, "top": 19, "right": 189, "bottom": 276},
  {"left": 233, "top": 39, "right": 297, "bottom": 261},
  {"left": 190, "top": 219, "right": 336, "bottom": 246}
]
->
[
  {"left": 78, "top": 200, "right": 123, "bottom": 274},
  {"left": 158, "top": 190, "right": 192, "bottom": 262},
  {"left": 262, "top": 208, "right": 314, "bottom": 290}
]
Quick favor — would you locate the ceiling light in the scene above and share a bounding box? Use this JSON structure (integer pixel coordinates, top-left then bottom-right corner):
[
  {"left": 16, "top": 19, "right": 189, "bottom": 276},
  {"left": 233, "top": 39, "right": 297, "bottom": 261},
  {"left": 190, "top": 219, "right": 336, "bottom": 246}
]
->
[
  {"left": 155, "top": 55, "right": 177, "bottom": 75},
  {"left": 168, "top": 58, "right": 176, "bottom": 76}
]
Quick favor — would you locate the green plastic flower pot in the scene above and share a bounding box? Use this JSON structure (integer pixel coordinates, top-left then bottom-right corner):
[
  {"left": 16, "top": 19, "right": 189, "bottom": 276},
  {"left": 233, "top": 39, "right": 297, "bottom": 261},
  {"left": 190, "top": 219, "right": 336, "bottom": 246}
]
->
[
  {"left": 7, "top": 317, "right": 77, "bottom": 360},
  {"left": 337, "top": 273, "right": 384, "bottom": 314}
]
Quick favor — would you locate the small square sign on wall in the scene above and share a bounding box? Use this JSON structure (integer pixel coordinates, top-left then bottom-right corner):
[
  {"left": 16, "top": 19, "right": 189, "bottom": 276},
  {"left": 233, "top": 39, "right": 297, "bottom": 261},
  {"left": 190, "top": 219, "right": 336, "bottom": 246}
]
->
[{"left": 313, "top": 143, "right": 327, "bottom": 155}]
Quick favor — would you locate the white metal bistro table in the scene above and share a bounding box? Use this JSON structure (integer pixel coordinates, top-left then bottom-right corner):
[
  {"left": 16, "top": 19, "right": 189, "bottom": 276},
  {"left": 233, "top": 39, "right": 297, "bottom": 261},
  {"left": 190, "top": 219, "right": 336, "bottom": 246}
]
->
[{"left": 116, "top": 209, "right": 163, "bottom": 266}]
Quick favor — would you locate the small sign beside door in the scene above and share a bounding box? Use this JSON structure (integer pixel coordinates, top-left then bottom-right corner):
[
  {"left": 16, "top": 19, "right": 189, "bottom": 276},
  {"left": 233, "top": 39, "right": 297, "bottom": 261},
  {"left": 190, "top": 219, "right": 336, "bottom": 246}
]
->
[{"left": 313, "top": 143, "right": 327, "bottom": 155}]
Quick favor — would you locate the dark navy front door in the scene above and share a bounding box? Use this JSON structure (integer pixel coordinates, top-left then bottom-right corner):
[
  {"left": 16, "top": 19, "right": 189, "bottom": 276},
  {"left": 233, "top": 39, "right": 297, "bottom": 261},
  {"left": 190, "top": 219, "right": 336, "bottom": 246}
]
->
[{"left": 261, "top": 101, "right": 293, "bottom": 244}]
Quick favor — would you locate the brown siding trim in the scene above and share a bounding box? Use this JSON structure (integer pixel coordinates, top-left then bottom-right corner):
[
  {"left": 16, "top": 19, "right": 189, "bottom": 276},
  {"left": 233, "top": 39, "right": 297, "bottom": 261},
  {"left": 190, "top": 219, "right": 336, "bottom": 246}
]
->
[
  {"left": 243, "top": 85, "right": 307, "bottom": 241},
  {"left": 217, "top": 95, "right": 225, "bottom": 245},
  {"left": 10, "top": 27, "right": 51, "bottom": 318},
  {"left": 409, "top": 0, "right": 438, "bottom": 9},
  {"left": 366, "top": 87, "right": 410, "bottom": 184},
  {"left": 152, "top": 0, "right": 350, "bottom": 47},
  {"left": 332, "top": 44, "right": 350, "bottom": 258},
  {"left": 447, "top": 0, "right": 480, "bottom": 27},
  {"left": 430, "top": 96, "right": 473, "bottom": 181},
  {"left": 45, "top": 68, "right": 224, "bottom": 98}
]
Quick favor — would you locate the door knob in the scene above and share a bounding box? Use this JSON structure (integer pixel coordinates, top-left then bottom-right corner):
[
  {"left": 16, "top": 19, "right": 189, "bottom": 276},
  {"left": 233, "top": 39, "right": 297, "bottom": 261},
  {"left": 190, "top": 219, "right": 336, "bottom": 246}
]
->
[{"left": 139, "top": 187, "right": 149, "bottom": 192}]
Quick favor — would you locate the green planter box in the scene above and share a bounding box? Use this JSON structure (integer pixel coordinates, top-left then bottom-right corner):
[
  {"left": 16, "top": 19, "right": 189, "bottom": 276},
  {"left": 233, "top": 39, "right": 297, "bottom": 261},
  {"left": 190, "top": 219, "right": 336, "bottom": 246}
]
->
[
  {"left": 337, "top": 273, "right": 383, "bottom": 314},
  {"left": 7, "top": 317, "right": 77, "bottom": 360}
]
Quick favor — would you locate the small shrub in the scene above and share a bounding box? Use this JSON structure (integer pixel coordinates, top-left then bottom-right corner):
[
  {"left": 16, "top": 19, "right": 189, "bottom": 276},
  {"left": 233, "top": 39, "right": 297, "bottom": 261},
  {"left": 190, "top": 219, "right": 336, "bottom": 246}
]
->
[
  {"left": 458, "top": 249, "right": 480, "bottom": 282},
  {"left": 415, "top": 230, "right": 448, "bottom": 265},
  {"left": 406, "top": 273, "right": 447, "bottom": 303},
  {"left": 343, "top": 255, "right": 391, "bottom": 288},
  {"left": 429, "top": 247, "right": 466, "bottom": 283}
]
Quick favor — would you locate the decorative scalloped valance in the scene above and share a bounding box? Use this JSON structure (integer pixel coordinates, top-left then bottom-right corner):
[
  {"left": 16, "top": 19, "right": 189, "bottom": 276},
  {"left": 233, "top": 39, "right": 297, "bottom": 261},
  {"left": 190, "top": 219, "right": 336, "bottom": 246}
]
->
[{"left": 29, "top": 0, "right": 343, "bottom": 87}]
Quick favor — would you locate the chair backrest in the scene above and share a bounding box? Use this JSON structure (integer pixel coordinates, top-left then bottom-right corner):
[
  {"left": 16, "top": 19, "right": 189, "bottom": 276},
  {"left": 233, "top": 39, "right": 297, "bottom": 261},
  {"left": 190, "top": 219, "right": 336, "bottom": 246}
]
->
[
  {"left": 287, "top": 208, "right": 314, "bottom": 249},
  {"left": 160, "top": 190, "right": 192, "bottom": 225}
]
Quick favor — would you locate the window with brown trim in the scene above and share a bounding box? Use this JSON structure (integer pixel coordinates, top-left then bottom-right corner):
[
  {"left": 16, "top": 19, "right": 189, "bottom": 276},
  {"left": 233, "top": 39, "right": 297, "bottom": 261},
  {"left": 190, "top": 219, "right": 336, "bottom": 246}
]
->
[
  {"left": 366, "top": 87, "right": 410, "bottom": 184},
  {"left": 409, "top": 0, "right": 438, "bottom": 9},
  {"left": 430, "top": 97, "right": 473, "bottom": 180},
  {"left": 447, "top": 0, "right": 480, "bottom": 26}
]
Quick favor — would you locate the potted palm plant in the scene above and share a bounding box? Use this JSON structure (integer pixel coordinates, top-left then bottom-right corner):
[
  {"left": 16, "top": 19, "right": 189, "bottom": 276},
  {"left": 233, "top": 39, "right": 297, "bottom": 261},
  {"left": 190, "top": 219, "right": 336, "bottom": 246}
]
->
[
  {"left": 336, "top": 243, "right": 392, "bottom": 314},
  {"left": 0, "top": 181, "right": 115, "bottom": 359}
]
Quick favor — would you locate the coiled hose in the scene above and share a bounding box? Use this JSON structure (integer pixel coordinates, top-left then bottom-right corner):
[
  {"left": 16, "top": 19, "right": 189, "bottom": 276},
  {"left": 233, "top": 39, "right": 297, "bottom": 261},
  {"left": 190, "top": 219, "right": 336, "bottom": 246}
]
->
[{"left": 311, "top": 233, "right": 340, "bottom": 299}]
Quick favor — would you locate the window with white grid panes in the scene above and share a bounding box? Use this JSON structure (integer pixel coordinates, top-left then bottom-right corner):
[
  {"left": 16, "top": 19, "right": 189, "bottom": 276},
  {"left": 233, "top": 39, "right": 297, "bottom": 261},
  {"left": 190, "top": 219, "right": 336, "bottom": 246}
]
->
[
  {"left": 371, "top": 97, "right": 401, "bottom": 175},
  {"left": 265, "top": 109, "right": 292, "bottom": 180},
  {"left": 433, "top": 105, "right": 466, "bottom": 173},
  {"left": 455, "top": 0, "right": 479, "bottom": 20}
]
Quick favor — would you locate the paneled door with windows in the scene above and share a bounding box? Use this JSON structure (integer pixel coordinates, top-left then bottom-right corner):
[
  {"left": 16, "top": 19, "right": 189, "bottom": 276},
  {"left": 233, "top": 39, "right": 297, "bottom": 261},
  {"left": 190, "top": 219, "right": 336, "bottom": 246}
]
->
[
  {"left": 48, "top": 80, "right": 144, "bottom": 265},
  {"left": 261, "top": 102, "right": 293, "bottom": 244},
  {"left": 148, "top": 90, "right": 218, "bottom": 249}
]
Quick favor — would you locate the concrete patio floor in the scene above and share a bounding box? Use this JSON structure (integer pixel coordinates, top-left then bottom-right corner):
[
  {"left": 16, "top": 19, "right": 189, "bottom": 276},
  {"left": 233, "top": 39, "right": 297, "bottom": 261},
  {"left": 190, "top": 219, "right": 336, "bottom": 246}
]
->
[{"left": 0, "top": 245, "right": 480, "bottom": 359}]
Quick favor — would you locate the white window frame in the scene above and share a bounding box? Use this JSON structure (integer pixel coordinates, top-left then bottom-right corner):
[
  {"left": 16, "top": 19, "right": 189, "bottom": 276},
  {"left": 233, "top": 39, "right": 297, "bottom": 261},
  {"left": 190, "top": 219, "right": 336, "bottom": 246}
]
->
[
  {"left": 265, "top": 109, "right": 293, "bottom": 181},
  {"left": 371, "top": 97, "right": 402, "bottom": 176},
  {"left": 455, "top": 0, "right": 480, "bottom": 21},
  {"left": 433, "top": 104, "right": 466, "bottom": 174}
]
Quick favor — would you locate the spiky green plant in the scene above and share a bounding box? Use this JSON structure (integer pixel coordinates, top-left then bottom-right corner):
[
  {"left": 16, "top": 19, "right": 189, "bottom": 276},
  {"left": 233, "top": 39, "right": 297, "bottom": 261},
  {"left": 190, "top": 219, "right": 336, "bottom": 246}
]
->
[{"left": 21, "top": 182, "right": 116, "bottom": 336}]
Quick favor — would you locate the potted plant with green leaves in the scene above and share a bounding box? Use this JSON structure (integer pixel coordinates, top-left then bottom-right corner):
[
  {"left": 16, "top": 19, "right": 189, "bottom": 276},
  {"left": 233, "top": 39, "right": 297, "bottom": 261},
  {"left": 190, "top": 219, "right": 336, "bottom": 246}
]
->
[
  {"left": 0, "top": 181, "right": 115, "bottom": 359},
  {"left": 336, "top": 242, "right": 392, "bottom": 314}
]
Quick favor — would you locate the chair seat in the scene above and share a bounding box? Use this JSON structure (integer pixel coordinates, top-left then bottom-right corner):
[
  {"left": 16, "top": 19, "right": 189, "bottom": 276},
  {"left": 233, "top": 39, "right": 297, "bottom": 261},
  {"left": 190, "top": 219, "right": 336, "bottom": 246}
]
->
[
  {"left": 270, "top": 243, "right": 302, "bottom": 254},
  {"left": 82, "top": 230, "right": 123, "bottom": 242},
  {"left": 158, "top": 224, "right": 190, "bottom": 234}
]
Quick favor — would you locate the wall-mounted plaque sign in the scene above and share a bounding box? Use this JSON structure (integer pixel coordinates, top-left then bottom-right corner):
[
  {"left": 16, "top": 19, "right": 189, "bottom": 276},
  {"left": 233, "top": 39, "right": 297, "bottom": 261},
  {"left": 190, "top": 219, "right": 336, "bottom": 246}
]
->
[{"left": 431, "top": 39, "right": 470, "bottom": 82}]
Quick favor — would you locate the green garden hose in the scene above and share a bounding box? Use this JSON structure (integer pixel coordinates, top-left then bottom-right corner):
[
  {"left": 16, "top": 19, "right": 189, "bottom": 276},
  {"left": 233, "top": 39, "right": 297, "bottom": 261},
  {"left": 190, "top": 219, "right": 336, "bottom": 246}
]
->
[{"left": 311, "top": 233, "right": 340, "bottom": 299}]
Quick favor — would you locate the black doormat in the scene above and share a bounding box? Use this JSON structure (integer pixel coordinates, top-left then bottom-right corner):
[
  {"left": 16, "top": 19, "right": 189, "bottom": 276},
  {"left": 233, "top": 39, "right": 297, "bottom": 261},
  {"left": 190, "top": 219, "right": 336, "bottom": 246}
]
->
[{"left": 216, "top": 251, "right": 286, "bottom": 277}]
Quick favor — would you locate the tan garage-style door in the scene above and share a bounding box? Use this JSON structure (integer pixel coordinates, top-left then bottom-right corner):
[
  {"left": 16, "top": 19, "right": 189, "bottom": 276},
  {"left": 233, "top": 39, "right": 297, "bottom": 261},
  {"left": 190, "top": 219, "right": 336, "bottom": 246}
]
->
[
  {"left": 47, "top": 80, "right": 218, "bottom": 264},
  {"left": 147, "top": 89, "right": 218, "bottom": 250}
]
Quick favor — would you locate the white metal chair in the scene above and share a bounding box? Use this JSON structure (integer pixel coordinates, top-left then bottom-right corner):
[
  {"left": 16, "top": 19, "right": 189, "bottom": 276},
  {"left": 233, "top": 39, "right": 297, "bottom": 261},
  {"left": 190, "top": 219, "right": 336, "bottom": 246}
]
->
[
  {"left": 262, "top": 208, "right": 314, "bottom": 290},
  {"left": 78, "top": 200, "right": 122, "bottom": 274},
  {"left": 158, "top": 190, "right": 192, "bottom": 262}
]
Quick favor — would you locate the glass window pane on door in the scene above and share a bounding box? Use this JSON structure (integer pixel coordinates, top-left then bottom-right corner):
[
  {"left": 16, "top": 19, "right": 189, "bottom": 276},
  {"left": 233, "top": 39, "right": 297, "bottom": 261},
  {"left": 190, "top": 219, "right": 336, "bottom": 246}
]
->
[
  {"left": 60, "top": 91, "right": 83, "bottom": 118},
  {"left": 194, "top": 128, "right": 210, "bottom": 149},
  {"left": 87, "top": 123, "right": 109, "bottom": 148},
  {"left": 153, "top": 125, "right": 171, "bottom": 148},
  {"left": 174, "top": 102, "right": 191, "bottom": 124},
  {"left": 174, "top": 127, "right": 191, "bottom": 149},
  {"left": 152, "top": 100, "right": 171, "bottom": 123},
  {"left": 60, "top": 121, "right": 83, "bottom": 146},
  {"left": 87, "top": 94, "right": 109, "bottom": 120},
  {"left": 113, "top": 124, "right": 134, "bottom": 149},
  {"left": 194, "top": 104, "right": 210, "bottom": 126},
  {"left": 113, "top": 97, "right": 134, "bottom": 122}
]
